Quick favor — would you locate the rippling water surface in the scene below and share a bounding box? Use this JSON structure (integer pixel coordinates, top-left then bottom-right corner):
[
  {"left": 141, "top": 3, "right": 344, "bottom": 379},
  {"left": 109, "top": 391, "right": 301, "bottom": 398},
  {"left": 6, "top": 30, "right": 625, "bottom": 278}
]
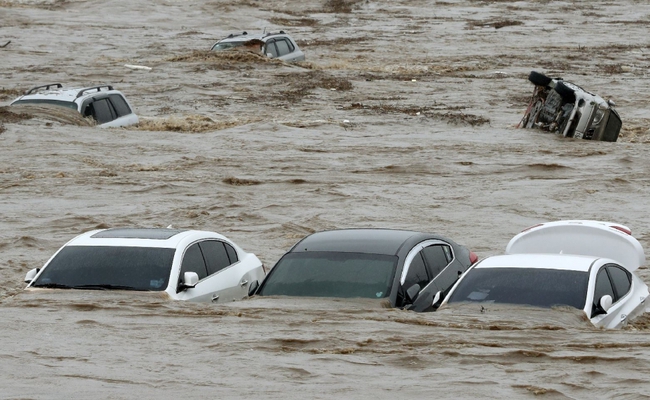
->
[{"left": 2, "top": 0, "right": 650, "bottom": 397}]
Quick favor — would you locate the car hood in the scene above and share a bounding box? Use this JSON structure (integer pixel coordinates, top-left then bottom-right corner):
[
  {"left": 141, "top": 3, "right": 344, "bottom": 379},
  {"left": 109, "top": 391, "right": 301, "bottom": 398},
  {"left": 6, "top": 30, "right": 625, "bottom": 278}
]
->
[{"left": 506, "top": 220, "right": 645, "bottom": 272}]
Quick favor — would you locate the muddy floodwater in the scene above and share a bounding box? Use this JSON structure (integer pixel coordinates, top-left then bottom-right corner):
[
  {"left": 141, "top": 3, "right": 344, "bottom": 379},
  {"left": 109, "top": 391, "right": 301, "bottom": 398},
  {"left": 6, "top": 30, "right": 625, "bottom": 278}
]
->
[{"left": 2, "top": 0, "right": 650, "bottom": 398}]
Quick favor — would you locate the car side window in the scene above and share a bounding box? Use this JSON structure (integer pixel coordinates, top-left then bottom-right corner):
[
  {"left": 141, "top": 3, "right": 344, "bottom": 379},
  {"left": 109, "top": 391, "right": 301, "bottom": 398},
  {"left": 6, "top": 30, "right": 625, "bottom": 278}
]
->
[
  {"left": 265, "top": 40, "right": 278, "bottom": 58},
  {"left": 276, "top": 39, "right": 291, "bottom": 56},
  {"left": 199, "top": 241, "right": 231, "bottom": 276},
  {"left": 404, "top": 251, "right": 429, "bottom": 290},
  {"left": 92, "top": 98, "right": 117, "bottom": 124},
  {"left": 422, "top": 245, "right": 451, "bottom": 279},
  {"left": 606, "top": 265, "right": 631, "bottom": 300},
  {"left": 109, "top": 94, "right": 132, "bottom": 117},
  {"left": 224, "top": 243, "right": 238, "bottom": 264},
  {"left": 180, "top": 243, "right": 208, "bottom": 280},
  {"left": 594, "top": 267, "right": 615, "bottom": 305}
]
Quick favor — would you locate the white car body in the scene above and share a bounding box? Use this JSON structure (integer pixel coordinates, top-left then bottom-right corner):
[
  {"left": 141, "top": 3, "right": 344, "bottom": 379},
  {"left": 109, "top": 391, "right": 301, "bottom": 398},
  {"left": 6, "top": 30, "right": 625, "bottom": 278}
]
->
[
  {"left": 11, "top": 83, "right": 139, "bottom": 128},
  {"left": 24, "top": 228, "right": 265, "bottom": 303},
  {"left": 210, "top": 31, "right": 305, "bottom": 62},
  {"left": 441, "top": 220, "right": 649, "bottom": 329}
]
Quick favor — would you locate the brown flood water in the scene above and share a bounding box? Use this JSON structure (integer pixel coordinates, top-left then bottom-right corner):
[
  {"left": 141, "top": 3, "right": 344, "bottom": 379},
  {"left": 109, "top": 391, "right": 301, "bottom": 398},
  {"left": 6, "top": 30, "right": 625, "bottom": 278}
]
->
[{"left": 2, "top": 0, "right": 650, "bottom": 398}]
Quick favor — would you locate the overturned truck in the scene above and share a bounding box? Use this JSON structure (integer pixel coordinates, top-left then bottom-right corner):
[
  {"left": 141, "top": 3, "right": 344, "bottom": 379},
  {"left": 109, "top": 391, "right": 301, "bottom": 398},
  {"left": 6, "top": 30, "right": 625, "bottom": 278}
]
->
[{"left": 519, "top": 71, "right": 621, "bottom": 142}]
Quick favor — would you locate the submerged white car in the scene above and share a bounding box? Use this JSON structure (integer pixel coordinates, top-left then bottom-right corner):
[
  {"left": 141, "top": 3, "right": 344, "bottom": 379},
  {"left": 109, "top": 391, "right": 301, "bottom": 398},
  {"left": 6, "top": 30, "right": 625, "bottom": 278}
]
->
[
  {"left": 11, "top": 83, "right": 139, "bottom": 128},
  {"left": 24, "top": 228, "right": 265, "bottom": 303},
  {"left": 440, "top": 220, "right": 649, "bottom": 329}
]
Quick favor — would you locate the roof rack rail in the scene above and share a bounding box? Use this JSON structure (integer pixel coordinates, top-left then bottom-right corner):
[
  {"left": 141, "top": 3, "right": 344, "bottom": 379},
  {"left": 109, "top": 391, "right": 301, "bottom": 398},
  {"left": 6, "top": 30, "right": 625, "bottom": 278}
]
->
[
  {"left": 75, "top": 85, "right": 114, "bottom": 99},
  {"left": 226, "top": 31, "right": 248, "bottom": 39},
  {"left": 25, "top": 83, "right": 63, "bottom": 95}
]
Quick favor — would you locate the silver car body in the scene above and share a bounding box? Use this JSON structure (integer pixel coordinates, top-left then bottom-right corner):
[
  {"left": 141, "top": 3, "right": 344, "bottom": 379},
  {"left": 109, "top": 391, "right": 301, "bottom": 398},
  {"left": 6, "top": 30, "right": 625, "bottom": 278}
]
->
[
  {"left": 210, "top": 31, "right": 305, "bottom": 62},
  {"left": 519, "top": 71, "right": 621, "bottom": 142},
  {"left": 11, "top": 83, "right": 139, "bottom": 128}
]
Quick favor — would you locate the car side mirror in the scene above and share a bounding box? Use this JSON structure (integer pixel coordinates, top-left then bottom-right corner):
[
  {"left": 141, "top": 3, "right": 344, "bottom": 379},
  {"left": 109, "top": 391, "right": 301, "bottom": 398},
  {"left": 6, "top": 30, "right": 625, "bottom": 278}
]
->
[
  {"left": 24, "top": 268, "right": 39, "bottom": 283},
  {"left": 592, "top": 294, "right": 613, "bottom": 317},
  {"left": 406, "top": 283, "right": 421, "bottom": 303},
  {"left": 177, "top": 272, "right": 199, "bottom": 292},
  {"left": 599, "top": 294, "right": 613, "bottom": 313},
  {"left": 247, "top": 280, "right": 259, "bottom": 297}
]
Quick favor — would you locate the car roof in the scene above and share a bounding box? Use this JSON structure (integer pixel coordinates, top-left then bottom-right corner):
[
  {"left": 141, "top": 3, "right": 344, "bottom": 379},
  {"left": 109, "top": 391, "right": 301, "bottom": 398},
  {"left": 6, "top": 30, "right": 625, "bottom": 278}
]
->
[
  {"left": 289, "top": 229, "right": 436, "bottom": 256},
  {"left": 217, "top": 31, "right": 290, "bottom": 43},
  {"left": 12, "top": 84, "right": 120, "bottom": 104},
  {"left": 475, "top": 253, "right": 598, "bottom": 272},
  {"left": 65, "top": 228, "right": 209, "bottom": 248},
  {"left": 506, "top": 220, "right": 645, "bottom": 272}
]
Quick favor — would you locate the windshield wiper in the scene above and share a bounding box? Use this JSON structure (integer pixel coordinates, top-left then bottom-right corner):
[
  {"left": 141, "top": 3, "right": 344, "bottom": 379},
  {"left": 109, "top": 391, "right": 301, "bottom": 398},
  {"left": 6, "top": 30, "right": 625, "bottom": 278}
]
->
[
  {"left": 31, "top": 283, "right": 74, "bottom": 289},
  {"left": 71, "top": 284, "right": 137, "bottom": 291}
]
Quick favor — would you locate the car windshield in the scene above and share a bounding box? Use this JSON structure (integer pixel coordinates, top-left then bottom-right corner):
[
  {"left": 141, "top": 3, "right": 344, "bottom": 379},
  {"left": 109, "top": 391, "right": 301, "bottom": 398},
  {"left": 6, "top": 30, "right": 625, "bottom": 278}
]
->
[
  {"left": 12, "top": 99, "right": 78, "bottom": 110},
  {"left": 258, "top": 252, "right": 398, "bottom": 299},
  {"left": 211, "top": 41, "right": 245, "bottom": 51},
  {"left": 31, "top": 245, "right": 175, "bottom": 291},
  {"left": 447, "top": 267, "right": 589, "bottom": 309}
]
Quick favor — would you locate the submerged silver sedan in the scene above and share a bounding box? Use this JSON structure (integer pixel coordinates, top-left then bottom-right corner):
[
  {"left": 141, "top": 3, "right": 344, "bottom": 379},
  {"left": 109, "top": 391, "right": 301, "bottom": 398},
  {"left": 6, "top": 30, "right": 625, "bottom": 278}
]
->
[{"left": 24, "top": 228, "right": 265, "bottom": 303}]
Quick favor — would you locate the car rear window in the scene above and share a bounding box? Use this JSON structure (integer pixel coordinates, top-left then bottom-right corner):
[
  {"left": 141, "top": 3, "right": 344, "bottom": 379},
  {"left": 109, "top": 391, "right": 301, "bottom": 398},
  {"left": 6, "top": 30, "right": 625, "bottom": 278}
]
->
[
  {"left": 259, "top": 251, "right": 398, "bottom": 299},
  {"left": 31, "top": 246, "right": 175, "bottom": 291},
  {"left": 447, "top": 267, "right": 589, "bottom": 309}
]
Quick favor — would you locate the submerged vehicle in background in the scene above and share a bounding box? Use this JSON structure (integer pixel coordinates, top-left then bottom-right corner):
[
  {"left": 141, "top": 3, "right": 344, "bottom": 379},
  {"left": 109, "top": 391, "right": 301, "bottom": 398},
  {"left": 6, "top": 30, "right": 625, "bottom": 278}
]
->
[
  {"left": 11, "top": 83, "right": 139, "bottom": 128},
  {"left": 519, "top": 71, "right": 621, "bottom": 142},
  {"left": 210, "top": 31, "right": 305, "bottom": 62},
  {"left": 441, "top": 220, "right": 649, "bottom": 329},
  {"left": 24, "top": 228, "right": 265, "bottom": 303},
  {"left": 252, "top": 229, "right": 478, "bottom": 312}
]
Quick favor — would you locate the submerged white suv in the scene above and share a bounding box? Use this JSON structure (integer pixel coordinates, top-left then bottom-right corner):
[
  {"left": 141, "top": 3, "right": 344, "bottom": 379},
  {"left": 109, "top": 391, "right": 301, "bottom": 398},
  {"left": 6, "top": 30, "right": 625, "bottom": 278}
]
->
[
  {"left": 210, "top": 31, "right": 305, "bottom": 62},
  {"left": 11, "top": 83, "right": 139, "bottom": 128},
  {"left": 519, "top": 71, "right": 621, "bottom": 142}
]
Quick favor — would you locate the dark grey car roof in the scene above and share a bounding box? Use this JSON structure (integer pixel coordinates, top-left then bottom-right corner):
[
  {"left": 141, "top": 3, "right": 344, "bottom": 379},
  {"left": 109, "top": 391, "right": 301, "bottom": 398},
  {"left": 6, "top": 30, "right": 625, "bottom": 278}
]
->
[
  {"left": 91, "top": 228, "right": 186, "bottom": 240},
  {"left": 289, "top": 229, "right": 435, "bottom": 255}
]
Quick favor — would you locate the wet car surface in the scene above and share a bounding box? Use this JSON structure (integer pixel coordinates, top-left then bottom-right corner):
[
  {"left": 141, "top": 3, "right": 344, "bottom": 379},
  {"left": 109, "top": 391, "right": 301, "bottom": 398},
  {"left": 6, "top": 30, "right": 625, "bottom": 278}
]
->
[
  {"left": 25, "top": 228, "right": 265, "bottom": 303},
  {"left": 442, "top": 221, "right": 650, "bottom": 329},
  {"left": 255, "top": 229, "right": 477, "bottom": 312}
]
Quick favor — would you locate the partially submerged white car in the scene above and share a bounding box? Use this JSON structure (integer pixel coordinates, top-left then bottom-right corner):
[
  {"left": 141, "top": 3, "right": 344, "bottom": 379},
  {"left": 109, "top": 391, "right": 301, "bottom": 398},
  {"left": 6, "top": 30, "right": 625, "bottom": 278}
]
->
[
  {"left": 24, "top": 228, "right": 265, "bottom": 303},
  {"left": 440, "top": 220, "right": 649, "bottom": 329},
  {"left": 11, "top": 83, "right": 139, "bottom": 128}
]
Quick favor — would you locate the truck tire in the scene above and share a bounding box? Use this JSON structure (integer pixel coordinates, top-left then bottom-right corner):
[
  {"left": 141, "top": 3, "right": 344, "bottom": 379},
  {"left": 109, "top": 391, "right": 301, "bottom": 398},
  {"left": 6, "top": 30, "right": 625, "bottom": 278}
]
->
[
  {"left": 528, "top": 71, "right": 552, "bottom": 87},
  {"left": 554, "top": 82, "right": 576, "bottom": 103}
]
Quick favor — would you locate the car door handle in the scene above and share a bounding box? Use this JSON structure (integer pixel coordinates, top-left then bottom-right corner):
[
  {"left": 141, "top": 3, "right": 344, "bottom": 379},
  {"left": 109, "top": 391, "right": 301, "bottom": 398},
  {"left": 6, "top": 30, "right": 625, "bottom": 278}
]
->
[
  {"left": 240, "top": 280, "right": 248, "bottom": 287},
  {"left": 621, "top": 314, "right": 627, "bottom": 321},
  {"left": 211, "top": 294, "right": 219, "bottom": 302}
]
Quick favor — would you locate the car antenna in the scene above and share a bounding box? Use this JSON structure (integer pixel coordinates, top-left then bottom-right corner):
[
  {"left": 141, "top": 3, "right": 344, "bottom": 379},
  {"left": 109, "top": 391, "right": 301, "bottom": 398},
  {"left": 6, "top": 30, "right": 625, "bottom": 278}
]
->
[{"left": 263, "top": 27, "right": 266, "bottom": 34}]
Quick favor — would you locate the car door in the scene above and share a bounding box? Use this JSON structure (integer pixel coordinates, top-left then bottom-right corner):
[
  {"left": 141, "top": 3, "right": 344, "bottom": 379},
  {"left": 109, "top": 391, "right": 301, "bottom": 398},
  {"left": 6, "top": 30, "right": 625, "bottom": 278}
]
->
[
  {"left": 176, "top": 240, "right": 243, "bottom": 303},
  {"left": 590, "top": 264, "right": 632, "bottom": 329},
  {"left": 422, "top": 244, "right": 460, "bottom": 294},
  {"left": 400, "top": 243, "right": 442, "bottom": 312},
  {"left": 274, "top": 38, "right": 296, "bottom": 62},
  {"left": 103, "top": 94, "right": 138, "bottom": 127},
  {"left": 83, "top": 97, "right": 117, "bottom": 125},
  {"left": 264, "top": 40, "right": 278, "bottom": 58},
  {"left": 199, "top": 240, "right": 249, "bottom": 302}
]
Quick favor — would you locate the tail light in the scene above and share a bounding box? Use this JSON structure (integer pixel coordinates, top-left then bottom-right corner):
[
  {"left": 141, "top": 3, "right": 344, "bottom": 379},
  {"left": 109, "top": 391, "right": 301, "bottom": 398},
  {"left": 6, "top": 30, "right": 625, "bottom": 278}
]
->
[
  {"left": 610, "top": 225, "right": 632, "bottom": 235},
  {"left": 469, "top": 251, "right": 478, "bottom": 265}
]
